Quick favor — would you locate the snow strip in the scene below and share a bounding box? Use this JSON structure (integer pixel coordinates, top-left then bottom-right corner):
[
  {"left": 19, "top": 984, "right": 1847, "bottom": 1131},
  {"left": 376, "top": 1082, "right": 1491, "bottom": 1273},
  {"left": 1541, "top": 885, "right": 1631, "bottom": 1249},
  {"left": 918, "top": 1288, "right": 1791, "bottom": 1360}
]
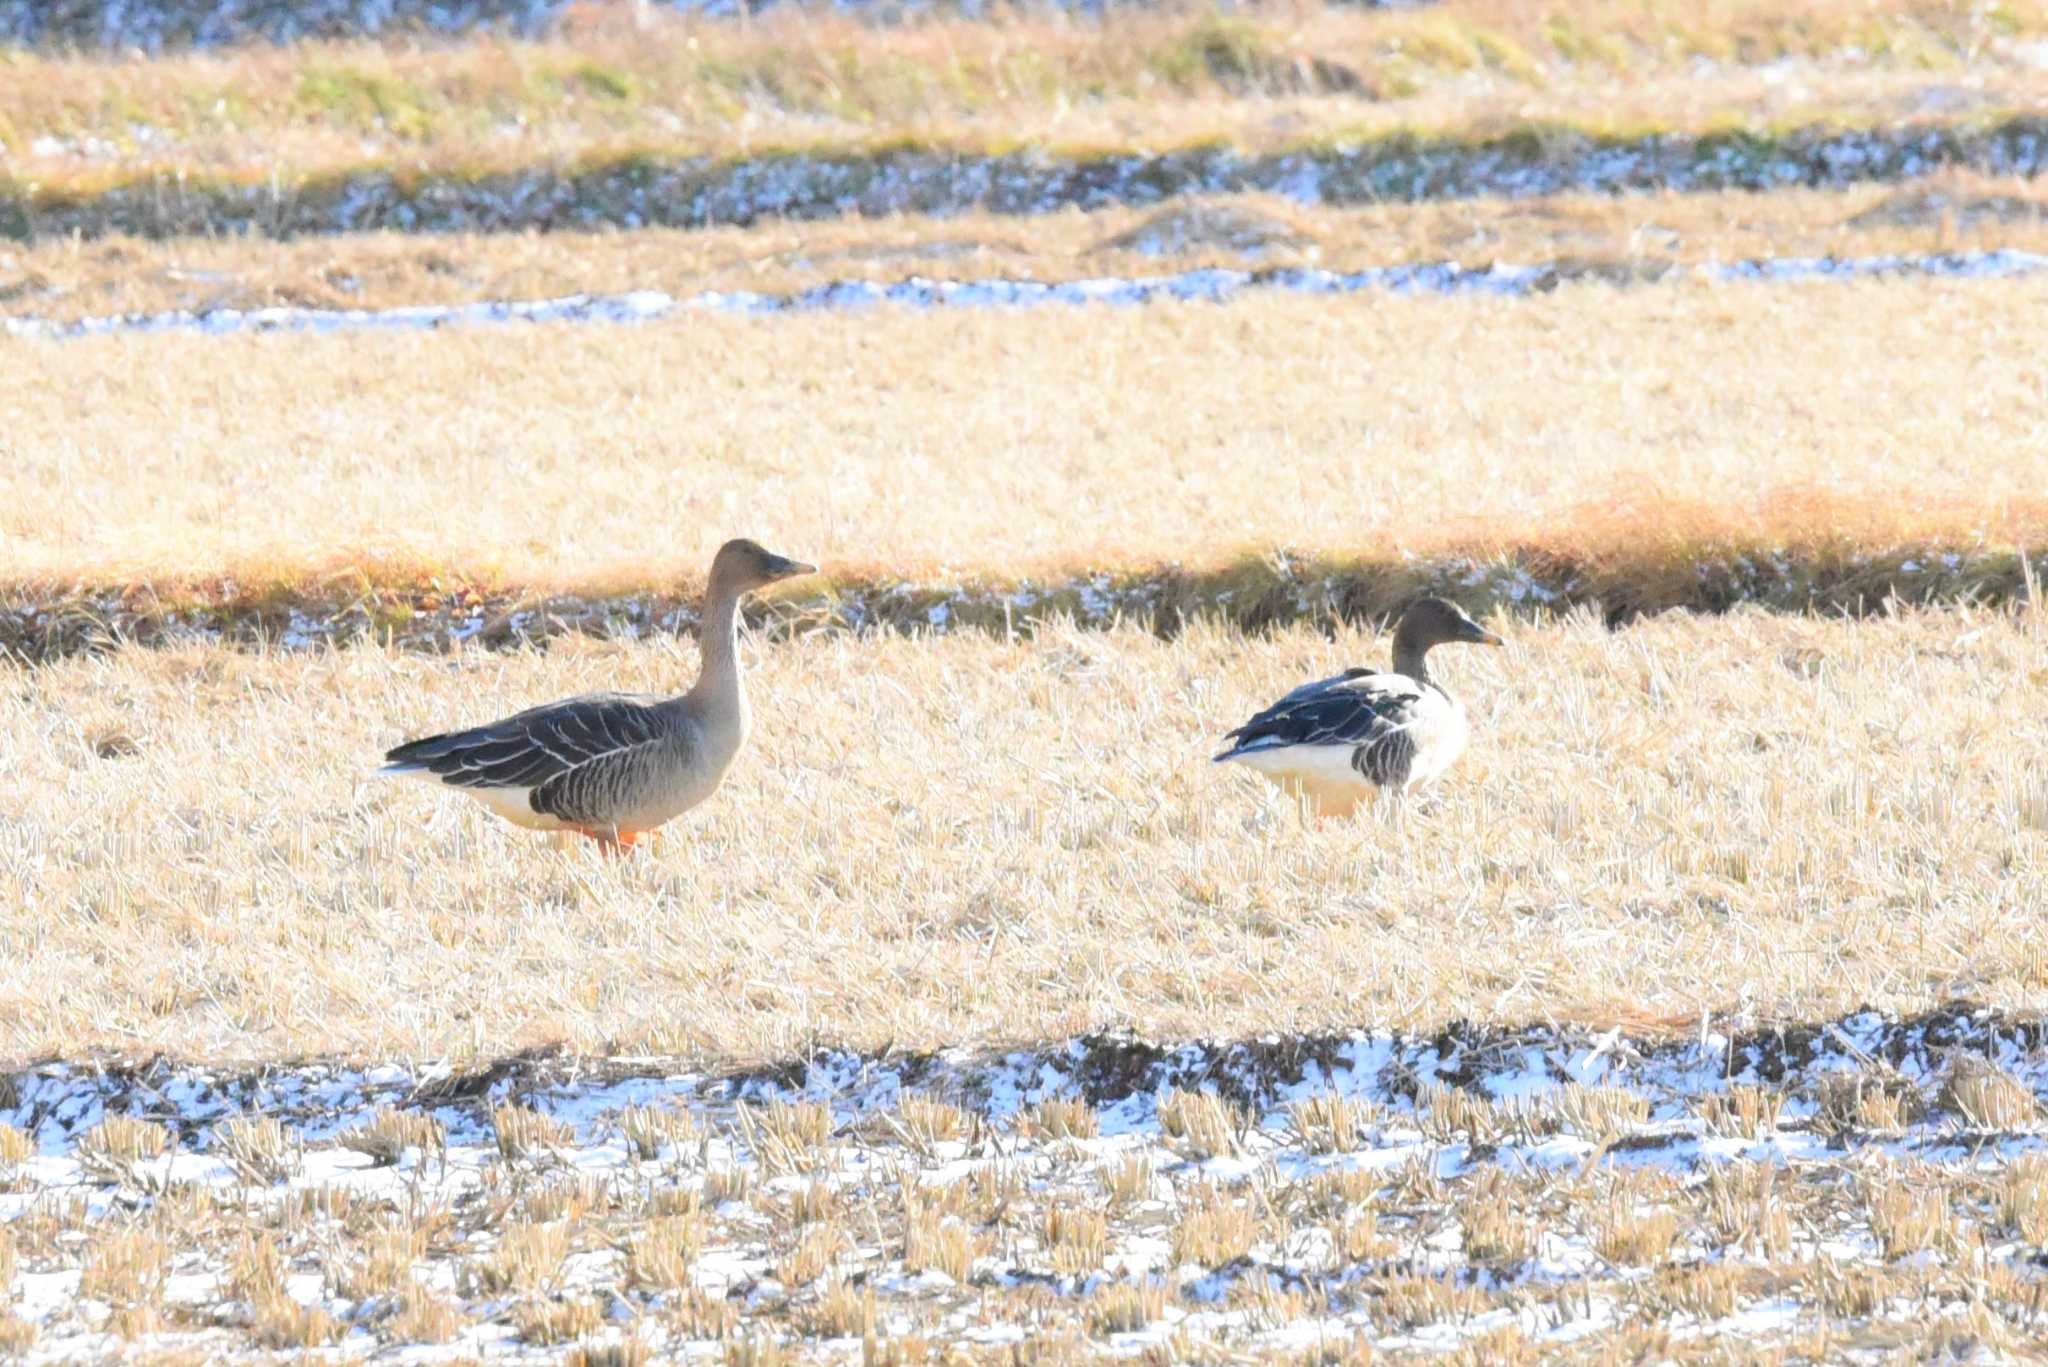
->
[
  {"left": 16, "top": 119, "right": 2048, "bottom": 239},
  {"left": 7, "top": 1003, "right": 2045, "bottom": 1166},
  {"left": 6, "top": 249, "right": 2047, "bottom": 343},
  {"left": 6, "top": 544, "right": 2040, "bottom": 664}
]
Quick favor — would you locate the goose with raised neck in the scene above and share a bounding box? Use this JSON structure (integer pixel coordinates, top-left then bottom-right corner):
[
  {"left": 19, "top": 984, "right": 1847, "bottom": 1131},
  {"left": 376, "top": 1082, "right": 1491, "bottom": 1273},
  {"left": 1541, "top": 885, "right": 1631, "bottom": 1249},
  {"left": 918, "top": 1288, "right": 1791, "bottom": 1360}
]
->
[{"left": 375, "top": 538, "right": 815, "bottom": 852}]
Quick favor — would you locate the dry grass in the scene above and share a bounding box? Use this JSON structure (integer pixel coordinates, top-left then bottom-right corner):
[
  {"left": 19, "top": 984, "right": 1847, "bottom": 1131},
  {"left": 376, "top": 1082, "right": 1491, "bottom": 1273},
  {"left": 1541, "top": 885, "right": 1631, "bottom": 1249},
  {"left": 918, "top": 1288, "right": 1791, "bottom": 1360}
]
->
[
  {"left": 7, "top": 175, "right": 2048, "bottom": 323},
  {"left": 619, "top": 1100, "right": 698, "bottom": 1161},
  {"left": 5, "top": 279, "right": 2048, "bottom": 598},
  {"left": 1698, "top": 1085, "right": 1783, "bottom": 1139},
  {"left": 78, "top": 1228, "right": 169, "bottom": 1307},
  {"left": 338, "top": 1104, "right": 445, "bottom": 1165},
  {"left": 1814, "top": 1067, "right": 1924, "bottom": 1135},
  {"left": 1288, "top": 1092, "right": 1367, "bottom": 1155},
  {"left": 1590, "top": 1200, "right": 1680, "bottom": 1267},
  {"left": 76, "top": 1115, "right": 170, "bottom": 1182},
  {"left": 1172, "top": 1186, "right": 1258, "bottom": 1267},
  {"left": 215, "top": 1113, "right": 297, "bottom": 1183},
  {"left": 0, "top": 602, "right": 2044, "bottom": 1062},
  {"left": 1025, "top": 1099, "right": 1100, "bottom": 1142},
  {"left": 7, "top": 0, "right": 2045, "bottom": 178},
  {"left": 1159, "top": 1088, "right": 1250, "bottom": 1161},
  {"left": 494, "top": 1102, "right": 574, "bottom": 1160}
]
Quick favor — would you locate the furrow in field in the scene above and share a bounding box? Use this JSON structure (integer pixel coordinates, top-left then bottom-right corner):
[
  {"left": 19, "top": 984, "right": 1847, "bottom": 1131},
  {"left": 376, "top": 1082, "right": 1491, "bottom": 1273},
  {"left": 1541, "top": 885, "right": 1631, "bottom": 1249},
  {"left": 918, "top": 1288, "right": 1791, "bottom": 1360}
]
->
[
  {"left": 8, "top": 1003, "right": 2040, "bottom": 1154},
  {"left": 9, "top": 179, "right": 2048, "bottom": 325},
  {"left": 0, "top": 0, "right": 1420, "bottom": 49},
  {"left": 10, "top": 115, "right": 2048, "bottom": 241}
]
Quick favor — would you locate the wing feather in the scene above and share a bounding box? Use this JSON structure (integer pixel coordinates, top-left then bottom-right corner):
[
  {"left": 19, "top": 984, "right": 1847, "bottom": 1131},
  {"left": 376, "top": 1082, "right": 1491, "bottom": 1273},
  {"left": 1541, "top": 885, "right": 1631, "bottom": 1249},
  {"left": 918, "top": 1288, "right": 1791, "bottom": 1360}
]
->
[
  {"left": 1217, "top": 671, "right": 1423, "bottom": 758},
  {"left": 383, "top": 692, "right": 672, "bottom": 824}
]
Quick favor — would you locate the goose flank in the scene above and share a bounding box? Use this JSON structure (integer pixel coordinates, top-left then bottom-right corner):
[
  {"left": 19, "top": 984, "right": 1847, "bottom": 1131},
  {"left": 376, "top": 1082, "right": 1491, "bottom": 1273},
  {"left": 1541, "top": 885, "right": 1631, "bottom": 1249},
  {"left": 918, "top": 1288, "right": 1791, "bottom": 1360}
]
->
[
  {"left": 374, "top": 538, "right": 814, "bottom": 852},
  {"left": 1213, "top": 597, "right": 1502, "bottom": 818}
]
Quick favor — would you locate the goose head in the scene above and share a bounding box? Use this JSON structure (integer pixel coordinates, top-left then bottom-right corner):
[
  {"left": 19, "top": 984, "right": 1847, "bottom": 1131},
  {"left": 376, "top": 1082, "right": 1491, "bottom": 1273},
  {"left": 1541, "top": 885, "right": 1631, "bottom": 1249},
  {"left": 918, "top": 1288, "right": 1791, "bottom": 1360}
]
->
[
  {"left": 709, "top": 538, "right": 817, "bottom": 595},
  {"left": 1400, "top": 597, "right": 1502, "bottom": 648},
  {"left": 1392, "top": 597, "right": 1502, "bottom": 676}
]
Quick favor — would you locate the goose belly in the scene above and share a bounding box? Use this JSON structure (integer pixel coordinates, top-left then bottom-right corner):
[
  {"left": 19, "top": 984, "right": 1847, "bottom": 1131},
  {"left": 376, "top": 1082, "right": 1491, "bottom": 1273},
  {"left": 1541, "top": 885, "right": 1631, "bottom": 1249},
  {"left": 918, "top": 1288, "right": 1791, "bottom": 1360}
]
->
[
  {"left": 1226, "top": 743, "right": 1375, "bottom": 815},
  {"left": 469, "top": 785, "right": 570, "bottom": 831},
  {"left": 474, "top": 776, "right": 708, "bottom": 836},
  {"left": 1228, "top": 742, "right": 1369, "bottom": 788}
]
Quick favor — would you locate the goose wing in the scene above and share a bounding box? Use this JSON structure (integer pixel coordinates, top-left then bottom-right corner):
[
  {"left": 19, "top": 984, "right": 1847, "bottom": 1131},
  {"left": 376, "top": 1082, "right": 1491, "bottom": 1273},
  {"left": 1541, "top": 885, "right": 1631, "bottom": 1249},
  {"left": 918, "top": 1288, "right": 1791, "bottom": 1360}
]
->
[
  {"left": 1215, "top": 671, "right": 1429, "bottom": 784},
  {"left": 1259, "top": 666, "right": 1376, "bottom": 713},
  {"left": 381, "top": 691, "right": 675, "bottom": 826},
  {"left": 1218, "top": 670, "right": 1419, "bottom": 753}
]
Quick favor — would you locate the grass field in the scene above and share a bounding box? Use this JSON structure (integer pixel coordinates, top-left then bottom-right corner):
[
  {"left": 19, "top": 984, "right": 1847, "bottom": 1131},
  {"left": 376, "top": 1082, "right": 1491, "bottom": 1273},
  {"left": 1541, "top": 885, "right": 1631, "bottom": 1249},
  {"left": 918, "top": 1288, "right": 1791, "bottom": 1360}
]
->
[
  {"left": 7, "top": 278, "right": 2048, "bottom": 600},
  {"left": 6, "top": 606, "right": 2047, "bottom": 1063},
  {"left": 3, "top": 608, "right": 2047, "bottom": 1356}
]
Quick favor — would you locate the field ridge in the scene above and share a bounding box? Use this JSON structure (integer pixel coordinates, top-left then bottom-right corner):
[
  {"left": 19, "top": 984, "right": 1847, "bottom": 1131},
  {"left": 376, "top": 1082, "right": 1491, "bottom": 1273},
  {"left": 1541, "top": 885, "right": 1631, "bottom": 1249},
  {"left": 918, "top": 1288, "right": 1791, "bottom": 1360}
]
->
[
  {"left": 12, "top": 114, "right": 2048, "bottom": 241},
  {"left": 7, "top": 538, "right": 2046, "bottom": 662}
]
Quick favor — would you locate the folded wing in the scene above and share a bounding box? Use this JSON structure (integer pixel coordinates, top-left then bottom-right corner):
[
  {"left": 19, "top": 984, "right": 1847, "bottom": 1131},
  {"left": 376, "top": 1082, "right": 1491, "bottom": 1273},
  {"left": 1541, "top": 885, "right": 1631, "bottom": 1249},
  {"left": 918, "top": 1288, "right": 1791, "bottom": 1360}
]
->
[
  {"left": 380, "top": 691, "right": 675, "bottom": 827},
  {"left": 1215, "top": 671, "right": 1426, "bottom": 787}
]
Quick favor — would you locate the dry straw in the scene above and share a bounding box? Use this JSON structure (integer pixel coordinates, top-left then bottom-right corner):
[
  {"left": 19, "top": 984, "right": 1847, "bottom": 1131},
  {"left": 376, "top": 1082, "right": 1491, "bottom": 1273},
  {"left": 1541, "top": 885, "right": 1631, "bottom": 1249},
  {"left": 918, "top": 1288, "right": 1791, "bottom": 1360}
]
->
[
  {"left": 0, "top": 602, "right": 2044, "bottom": 1062},
  {"left": 5, "top": 280, "right": 2048, "bottom": 615}
]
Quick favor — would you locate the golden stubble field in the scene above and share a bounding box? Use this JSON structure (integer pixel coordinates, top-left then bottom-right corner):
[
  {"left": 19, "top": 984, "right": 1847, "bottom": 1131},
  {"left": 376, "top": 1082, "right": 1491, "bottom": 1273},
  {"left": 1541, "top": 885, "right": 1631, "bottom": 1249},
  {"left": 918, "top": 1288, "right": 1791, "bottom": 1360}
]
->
[
  {"left": 3, "top": 604, "right": 2044, "bottom": 1064},
  {"left": 5, "top": 277, "right": 2048, "bottom": 594}
]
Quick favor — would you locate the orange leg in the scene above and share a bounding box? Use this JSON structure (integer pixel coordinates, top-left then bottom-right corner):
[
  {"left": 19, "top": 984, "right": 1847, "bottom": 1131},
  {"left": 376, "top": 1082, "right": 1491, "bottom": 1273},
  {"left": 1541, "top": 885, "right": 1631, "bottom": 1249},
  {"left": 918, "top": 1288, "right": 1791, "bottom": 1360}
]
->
[{"left": 576, "top": 827, "right": 642, "bottom": 855}]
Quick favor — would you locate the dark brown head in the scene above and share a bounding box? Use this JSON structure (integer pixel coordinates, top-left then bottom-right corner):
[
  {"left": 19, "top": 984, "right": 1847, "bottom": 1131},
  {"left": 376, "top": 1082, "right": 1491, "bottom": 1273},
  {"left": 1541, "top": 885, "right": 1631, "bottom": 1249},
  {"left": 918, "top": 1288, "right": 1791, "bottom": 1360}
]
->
[
  {"left": 708, "top": 538, "right": 816, "bottom": 595},
  {"left": 1392, "top": 597, "right": 1502, "bottom": 675}
]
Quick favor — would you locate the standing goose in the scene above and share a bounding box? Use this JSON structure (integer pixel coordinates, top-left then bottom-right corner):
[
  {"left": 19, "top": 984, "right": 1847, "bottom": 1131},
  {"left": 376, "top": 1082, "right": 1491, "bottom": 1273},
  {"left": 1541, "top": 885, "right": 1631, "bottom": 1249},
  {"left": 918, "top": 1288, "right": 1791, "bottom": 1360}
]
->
[
  {"left": 375, "top": 538, "right": 814, "bottom": 852},
  {"left": 1213, "top": 597, "right": 1501, "bottom": 818}
]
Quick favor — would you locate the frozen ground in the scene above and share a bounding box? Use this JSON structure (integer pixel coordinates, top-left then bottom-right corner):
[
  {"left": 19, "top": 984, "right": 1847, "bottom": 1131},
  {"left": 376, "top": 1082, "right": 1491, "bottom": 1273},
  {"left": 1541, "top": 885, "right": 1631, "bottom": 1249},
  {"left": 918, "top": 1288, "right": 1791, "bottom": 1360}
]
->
[{"left": 4, "top": 1005, "right": 2047, "bottom": 1359}]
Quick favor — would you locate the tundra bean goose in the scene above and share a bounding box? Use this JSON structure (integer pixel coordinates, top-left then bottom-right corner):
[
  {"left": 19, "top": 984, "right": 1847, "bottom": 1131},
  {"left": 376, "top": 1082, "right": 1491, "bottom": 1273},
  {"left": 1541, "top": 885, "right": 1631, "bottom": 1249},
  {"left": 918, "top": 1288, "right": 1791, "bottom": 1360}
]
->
[{"left": 375, "top": 538, "right": 814, "bottom": 852}]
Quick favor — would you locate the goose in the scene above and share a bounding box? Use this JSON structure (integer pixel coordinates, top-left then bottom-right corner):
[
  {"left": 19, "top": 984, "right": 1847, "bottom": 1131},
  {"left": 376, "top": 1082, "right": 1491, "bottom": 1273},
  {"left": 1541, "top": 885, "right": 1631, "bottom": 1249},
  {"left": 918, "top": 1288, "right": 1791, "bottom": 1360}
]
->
[
  {"left": 1213, "top": 597, "right": 1501, "bottom": 818},
  {"left": 375, "top": 538, "right": 814, "bottom": 852}
]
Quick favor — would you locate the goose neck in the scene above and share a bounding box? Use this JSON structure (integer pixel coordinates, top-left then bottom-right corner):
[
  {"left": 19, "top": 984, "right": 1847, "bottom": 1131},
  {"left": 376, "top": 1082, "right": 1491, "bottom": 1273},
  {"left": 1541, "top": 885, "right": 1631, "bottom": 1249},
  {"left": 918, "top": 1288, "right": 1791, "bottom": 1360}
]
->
[
  {"left": 1392, "top": 631, "right": 1431, "bottom": 684},
  {"left": 689, "top": 585, "right": 745, "bottom": 706}
]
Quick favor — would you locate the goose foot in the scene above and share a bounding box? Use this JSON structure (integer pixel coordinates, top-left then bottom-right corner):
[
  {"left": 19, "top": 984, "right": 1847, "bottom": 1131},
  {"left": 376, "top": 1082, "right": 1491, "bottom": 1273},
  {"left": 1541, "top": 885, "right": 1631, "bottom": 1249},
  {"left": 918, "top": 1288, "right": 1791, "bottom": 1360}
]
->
[{"left": 578, "top": 828, "right": 643, "bottom": 856}]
